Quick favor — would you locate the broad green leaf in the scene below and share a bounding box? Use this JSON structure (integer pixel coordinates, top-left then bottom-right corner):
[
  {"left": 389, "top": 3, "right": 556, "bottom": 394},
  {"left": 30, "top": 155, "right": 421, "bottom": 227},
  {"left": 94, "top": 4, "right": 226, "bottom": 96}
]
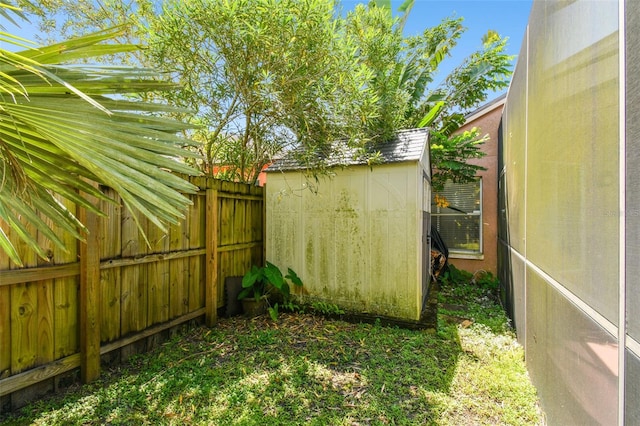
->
[
  {"left": 373, "top": 0, "right": 392, "bottom": 10},
  {"left": 286, "top": 267, "right": 303, "bottom": 287},
  {"left": 264, "top": 261, "right": 285, "bottom": 288},
  {"left": 418, "top": 101, "right": 445, "bottom": 128}
]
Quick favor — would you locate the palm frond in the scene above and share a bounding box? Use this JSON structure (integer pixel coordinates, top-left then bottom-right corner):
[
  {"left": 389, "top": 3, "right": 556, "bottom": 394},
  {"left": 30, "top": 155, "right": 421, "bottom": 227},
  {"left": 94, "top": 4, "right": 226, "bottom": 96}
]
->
[{"left": 0, "top": 16, "right": 200, "bottom": 266}]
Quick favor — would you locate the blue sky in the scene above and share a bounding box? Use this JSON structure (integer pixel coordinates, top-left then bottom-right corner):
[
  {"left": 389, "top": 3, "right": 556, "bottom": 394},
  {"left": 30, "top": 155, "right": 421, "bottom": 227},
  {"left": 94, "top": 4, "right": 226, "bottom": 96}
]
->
[
  {"left": 4, "top": 0, "right": 532, "bottom": 99},
  {"left": 376, "top": 0, "right": 534, "bottom": 96},
  {"left": 392, "top": 0, "right": 532, "bottom": 54},
  {"left": 6, "top": 1, "right": 532, "bottom": 55}
]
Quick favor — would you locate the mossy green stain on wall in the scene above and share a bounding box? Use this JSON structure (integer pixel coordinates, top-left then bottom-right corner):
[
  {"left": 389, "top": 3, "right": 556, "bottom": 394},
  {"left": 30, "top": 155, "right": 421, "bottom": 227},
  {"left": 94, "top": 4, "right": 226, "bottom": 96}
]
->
[
  {"left": 335, "top": 188, "right": 360, "bottom": 218},
  {"left": 266, "top": 163, "right": 426, "bottom": 321}
]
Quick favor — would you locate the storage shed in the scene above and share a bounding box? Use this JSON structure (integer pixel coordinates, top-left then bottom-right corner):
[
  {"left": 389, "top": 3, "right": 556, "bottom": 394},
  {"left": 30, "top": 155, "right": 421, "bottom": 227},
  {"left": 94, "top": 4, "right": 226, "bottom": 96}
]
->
[{"left": 265, "top": 128, "right": 433, "bottom": 325}]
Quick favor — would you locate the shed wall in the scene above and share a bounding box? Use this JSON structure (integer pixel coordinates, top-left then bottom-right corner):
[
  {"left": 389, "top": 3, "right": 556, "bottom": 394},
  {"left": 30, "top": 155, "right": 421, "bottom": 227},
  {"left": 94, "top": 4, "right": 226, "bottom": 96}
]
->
[{"left": 266, "top": 162, "right": 425, "bottom": 321}]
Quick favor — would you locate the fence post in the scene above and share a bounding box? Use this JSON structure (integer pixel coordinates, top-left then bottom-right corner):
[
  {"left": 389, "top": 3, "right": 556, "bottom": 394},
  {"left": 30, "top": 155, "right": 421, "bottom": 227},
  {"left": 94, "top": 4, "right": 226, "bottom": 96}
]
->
[
  {"left": 205, "top": 189, "right": 218, "bottom": 326},
  {"left": 262, "top": 184, "right": 267, "bottom": 265},
  {"left": 78, "top": 193, "right": 101, "bottom": 383}
]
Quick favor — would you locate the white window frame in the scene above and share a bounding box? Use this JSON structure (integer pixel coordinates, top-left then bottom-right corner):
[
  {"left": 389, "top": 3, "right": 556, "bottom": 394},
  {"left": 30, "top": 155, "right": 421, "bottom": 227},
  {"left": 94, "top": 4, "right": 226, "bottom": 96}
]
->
[{"left": 432, "top": 178, "right": 483, "bottom": 259}]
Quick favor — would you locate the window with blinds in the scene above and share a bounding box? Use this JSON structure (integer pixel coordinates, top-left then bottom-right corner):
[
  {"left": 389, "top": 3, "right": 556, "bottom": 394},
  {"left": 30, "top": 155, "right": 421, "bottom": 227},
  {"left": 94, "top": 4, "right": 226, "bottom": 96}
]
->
[{"left": 431, "top": 179, "right": 482, "bottom": 254}]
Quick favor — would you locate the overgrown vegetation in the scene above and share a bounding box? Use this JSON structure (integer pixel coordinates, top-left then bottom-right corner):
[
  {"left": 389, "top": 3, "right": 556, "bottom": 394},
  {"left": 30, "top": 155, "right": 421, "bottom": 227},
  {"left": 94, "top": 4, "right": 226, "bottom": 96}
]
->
[
  {"left": 1, "top": 0, "right": 514, "bottom": 263},
  {"left": 1, "top": 267, "right": 544, "bottom": 425},
  {"left": 19, "top": 0, "right": 512, "bottom": 188}
]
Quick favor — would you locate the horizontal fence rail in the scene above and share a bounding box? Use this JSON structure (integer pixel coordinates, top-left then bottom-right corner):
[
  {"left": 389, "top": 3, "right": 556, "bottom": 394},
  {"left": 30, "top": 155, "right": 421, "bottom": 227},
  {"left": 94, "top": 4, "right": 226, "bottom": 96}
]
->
[{"left": 0, "top": 177, "right": 264, "bottom": 411}]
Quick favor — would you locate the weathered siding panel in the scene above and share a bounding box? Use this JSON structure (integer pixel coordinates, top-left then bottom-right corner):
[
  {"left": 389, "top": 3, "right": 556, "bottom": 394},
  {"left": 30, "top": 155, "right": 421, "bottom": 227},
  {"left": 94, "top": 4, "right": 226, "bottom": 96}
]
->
[{"left": 267, "top": 161, "right": 426, "bottom": 322}]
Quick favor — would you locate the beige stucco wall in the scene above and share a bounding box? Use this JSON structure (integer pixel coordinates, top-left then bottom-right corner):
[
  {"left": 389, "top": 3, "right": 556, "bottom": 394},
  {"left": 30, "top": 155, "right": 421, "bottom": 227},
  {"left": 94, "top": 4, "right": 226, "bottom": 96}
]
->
[
  {"left": 266, "top": 161, "right": 427, "bottom": 321},
  {"left": 447, "top": 100, "right": 503, "bottom": 276}
]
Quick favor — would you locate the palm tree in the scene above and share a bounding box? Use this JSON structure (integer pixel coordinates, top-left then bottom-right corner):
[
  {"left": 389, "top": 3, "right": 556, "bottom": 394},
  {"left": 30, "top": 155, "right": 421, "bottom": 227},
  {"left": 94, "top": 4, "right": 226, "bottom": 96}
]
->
[{"left": 0, "top": 4, "right": 200, "bottom": 266}]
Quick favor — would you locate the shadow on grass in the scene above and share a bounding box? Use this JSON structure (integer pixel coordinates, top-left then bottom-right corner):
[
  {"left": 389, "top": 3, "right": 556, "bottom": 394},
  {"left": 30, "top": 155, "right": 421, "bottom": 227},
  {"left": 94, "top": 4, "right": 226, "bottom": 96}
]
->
[
  {"left": 2, "top": 313, "right": 464, "bottom": 425},
  {"left": 3, "top": 267, "right": 544, "bottom": 426}
]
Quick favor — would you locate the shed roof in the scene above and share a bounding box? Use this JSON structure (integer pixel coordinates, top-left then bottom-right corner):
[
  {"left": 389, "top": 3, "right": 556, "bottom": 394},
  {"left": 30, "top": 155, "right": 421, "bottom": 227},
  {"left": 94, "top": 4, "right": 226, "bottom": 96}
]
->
[{"left": 267, "top": 127, "right": 429, "bottom": 172}]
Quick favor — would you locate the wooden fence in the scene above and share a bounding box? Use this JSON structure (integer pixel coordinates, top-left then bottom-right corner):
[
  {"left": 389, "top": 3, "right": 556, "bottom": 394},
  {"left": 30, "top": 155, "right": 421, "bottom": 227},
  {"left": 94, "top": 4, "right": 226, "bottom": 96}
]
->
[{"left": 0, "top": 177, "right": 264, "bottom": 411}]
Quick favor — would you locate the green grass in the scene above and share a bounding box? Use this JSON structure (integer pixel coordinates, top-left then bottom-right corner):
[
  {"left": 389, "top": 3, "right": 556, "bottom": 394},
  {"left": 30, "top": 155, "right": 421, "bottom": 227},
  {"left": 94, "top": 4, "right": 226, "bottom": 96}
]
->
[{"left": 2, "top": 267, "right": 544, "bottom": 425}]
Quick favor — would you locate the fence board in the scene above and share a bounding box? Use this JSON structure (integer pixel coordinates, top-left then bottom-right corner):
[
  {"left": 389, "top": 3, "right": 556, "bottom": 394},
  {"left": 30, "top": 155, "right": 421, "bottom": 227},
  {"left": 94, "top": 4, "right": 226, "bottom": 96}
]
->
[
  {"left": 0, "top": 265, "right": 78, "bottom": 287},
  {"left": 169, "top": 217, "right": 188, "bottom": 319},
  {"left": 53, "top": 279, "right": 78, "bottom": 360},
  {"left": 8, "top": 213, "right": 39, "bottom": 376},
  {"left": 188, "top": 194, "right": 205, "bottom": 311},
  {"left": 218, "top": 252, "right": 230, "bottom": 307},
  {"left": 138, "top": 215, "right": 150, "bottom": 330},
  {"left": 100, "top": 309, "right": 205, "bottom": 356},
  {"left": 35, "top": 212, "right": 55, "bottom": 373},
  {"left": 0, "top": 220, "right": 11, "bottom": 378},
  {"left": 36, "top": 281, "right": 54, "bottom": 366},
  {"left": 250, "top": 200, "right": 260, "bottom": 243},
  {"left": 10, "top": 283, "right": 37, "bottom": 374},
  {"left": 120, "top": 208, "right": 148, "bottom": 335},
  {"left": 0, "top": 286, "right": 10, "bottom": 377},
  {"left": 13, "top": 215, "right": 38, "bottom": 270},
  {"left": 100, "top": 249, "right": 205, "bottom": 268},
  {"left": 53, "top": 198, "right": 79, "bottom": 360},
  {"left": 0, "top": 354, "right": 81, "bottom": 398},
  {"left": 236, "top": 199, "right": 247, "bottom": 244},
  {"left": 147, "top": 220, "right": 170, "bottom": 326},
  {"left": 220, "top": 197, "right": 234, "bottom": 246},
  {"left": 79, "top": 195, "right": 101, "bottom": 383},
  {"left": 100, "top": 189, "right": 121, "bottom": 343}
]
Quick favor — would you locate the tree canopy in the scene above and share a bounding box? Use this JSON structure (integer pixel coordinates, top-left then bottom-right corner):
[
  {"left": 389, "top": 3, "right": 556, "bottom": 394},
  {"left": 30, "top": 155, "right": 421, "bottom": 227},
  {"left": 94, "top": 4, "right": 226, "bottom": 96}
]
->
[
  {"left": 145, "top": 0, "right": 377, "bottom": 181},
  {"left": 20, "top": 0, "right": 512, "bottom": 189},
  {"left": 346, "top": 1, "right": 511, "bottom": 189}
]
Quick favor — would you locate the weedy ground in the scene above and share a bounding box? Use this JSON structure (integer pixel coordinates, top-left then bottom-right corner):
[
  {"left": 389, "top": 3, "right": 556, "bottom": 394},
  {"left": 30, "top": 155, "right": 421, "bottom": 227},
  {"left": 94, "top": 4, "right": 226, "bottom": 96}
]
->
[{"left": 2, "top": 266, "right": 545, "bottom": 425}]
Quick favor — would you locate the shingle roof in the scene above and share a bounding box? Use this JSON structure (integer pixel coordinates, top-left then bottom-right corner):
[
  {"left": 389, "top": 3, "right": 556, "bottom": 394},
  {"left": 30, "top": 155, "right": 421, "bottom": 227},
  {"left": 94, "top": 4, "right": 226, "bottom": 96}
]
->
[{"left": 266, "top": 127, "right": 429, "bottom": 172}]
